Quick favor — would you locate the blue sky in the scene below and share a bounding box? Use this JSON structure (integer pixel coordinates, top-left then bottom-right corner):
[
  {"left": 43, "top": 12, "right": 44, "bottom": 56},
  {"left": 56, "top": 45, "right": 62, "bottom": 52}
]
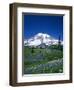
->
[{"left": 23, "top": 14, "right": 63, "bottom": 40}]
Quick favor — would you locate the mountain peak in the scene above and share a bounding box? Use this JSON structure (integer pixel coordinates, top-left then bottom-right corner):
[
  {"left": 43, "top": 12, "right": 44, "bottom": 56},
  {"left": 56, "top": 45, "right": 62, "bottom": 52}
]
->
[
  {"left": 36, "top": 33, "right": 43, "bottom": 35},
  {"left": 35, "top": 33, "right": 50, "bottom": 37},
  {"left": 24, "top": 33, "right": 62, "bottom": 46}
]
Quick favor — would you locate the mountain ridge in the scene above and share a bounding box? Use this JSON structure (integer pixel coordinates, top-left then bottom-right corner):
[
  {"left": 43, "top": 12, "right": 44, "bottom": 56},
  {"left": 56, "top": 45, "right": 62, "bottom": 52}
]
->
[{"left": 24, "top": 33, "right": 63, "bottom": 47}]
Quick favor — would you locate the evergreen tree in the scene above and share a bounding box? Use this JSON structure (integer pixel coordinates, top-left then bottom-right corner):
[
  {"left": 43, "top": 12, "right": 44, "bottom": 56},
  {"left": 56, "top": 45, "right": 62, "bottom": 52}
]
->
[
  {"left": 58, "top": 35, "right": 61, "bottom": 46},
  {"left": 31, "top": 47, "right": 34, "bottom": 53},
  {"left": 58, "top": 35, "right": 61, "bottom": 50}
]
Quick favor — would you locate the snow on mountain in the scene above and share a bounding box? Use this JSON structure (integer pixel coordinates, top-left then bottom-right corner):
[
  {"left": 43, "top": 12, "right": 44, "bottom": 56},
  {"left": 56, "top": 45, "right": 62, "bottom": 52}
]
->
[{"left": 24, "top": 33, "right": 62, "bottom": 46}]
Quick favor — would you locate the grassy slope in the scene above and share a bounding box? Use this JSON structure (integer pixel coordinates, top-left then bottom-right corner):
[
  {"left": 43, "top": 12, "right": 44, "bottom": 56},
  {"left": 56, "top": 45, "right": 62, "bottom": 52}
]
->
[{"left": 24, "top": 45, "right": 63, "bottom": 74}]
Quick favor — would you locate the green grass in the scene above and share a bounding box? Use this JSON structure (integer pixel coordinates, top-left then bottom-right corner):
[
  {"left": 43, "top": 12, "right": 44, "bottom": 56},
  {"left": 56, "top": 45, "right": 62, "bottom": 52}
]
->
[
  {"left": 24, "top": 45, "right": 63, "bottom": 74},
  {"left": 42, "top": 64, "right": 63, "bottom": 73}
]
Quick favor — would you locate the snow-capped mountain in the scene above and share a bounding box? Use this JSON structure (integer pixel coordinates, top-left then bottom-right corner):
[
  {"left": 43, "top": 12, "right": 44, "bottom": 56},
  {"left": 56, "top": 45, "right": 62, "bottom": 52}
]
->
[{"left": 24, "top": 33, "right": 63, "bottom": 47}]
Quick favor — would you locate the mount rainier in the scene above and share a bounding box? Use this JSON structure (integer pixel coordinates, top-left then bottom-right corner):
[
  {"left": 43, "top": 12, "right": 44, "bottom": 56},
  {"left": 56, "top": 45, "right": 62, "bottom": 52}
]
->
[{"left": 24, "top": 33, "right": 63, "bottom": 47}]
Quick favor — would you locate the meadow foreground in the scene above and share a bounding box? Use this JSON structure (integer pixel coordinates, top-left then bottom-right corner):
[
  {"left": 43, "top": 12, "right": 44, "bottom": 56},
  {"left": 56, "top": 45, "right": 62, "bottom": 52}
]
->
[{"left": 24, "top": 45, "right": 63, "bottom": 74}]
